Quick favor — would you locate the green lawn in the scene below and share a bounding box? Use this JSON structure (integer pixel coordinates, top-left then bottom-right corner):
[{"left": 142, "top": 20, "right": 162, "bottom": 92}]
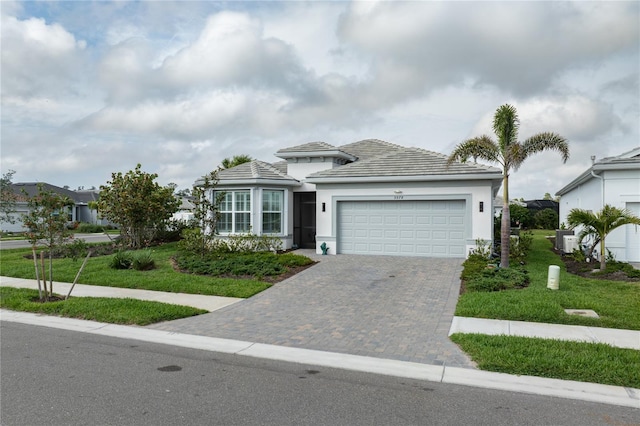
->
[
  {"left": 456, "top": 231, "right": 640, "bottom": 330},
  {"left": 450, "top": 333, "right": 640, "bottom": 388},
  {"left": 0, "top": 243, "right": 271, "bottom": 298},
  {"left": 0, "top": 287, "right": 207, "bottom": 325},
  {"left": 453, "top": 230, "right": 640, "bottom": 388}
]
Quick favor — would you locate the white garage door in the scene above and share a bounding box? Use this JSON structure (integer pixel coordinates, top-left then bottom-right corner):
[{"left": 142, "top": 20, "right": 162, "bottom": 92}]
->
[{"left": 338, "top": 200, "right": 467, "bottom": 257}]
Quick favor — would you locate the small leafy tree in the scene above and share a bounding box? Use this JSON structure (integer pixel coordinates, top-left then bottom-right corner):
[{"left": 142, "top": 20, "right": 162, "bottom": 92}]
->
[
  {"left": 534, "top": 208, "right": 559, "bottom": 230},
  {"left": 21, "top": 185, "right": 74, "bottom": 301},
  {"left": 183, "top": 170, "right": 224, "bottom": 256},
  {"left": 509, "top": 204, "right": 531, "bottom": 228},
  {"left": 0, "top": 169, "right": 18, "bottom": 226},
  {"left": 567, "top": 205, "right": 640, "bottom": 270},
  {"left": 98, "top": 164, "right": 180, "bottom": 248}
]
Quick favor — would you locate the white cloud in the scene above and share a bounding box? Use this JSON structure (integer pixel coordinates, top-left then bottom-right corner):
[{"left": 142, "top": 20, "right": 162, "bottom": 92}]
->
[{"left": 1, "top": 14, "right": 87, "bottom": 98}]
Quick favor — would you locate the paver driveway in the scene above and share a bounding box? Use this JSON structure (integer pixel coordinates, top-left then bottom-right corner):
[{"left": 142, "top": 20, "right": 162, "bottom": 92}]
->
[{"left": 149, "top": 251, "right": 475, "bottom": 368}]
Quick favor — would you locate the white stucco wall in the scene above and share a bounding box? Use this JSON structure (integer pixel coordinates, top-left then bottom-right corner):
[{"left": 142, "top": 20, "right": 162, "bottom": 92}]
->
[
  {"left": 286, "top": 158, "right": 338, "bottom": 181},
  {"left": 558, "top": 169, "right": 640, "bottom": 262},
  {"left": 313, "top": 180, "right": 497, "bottom": 256}
]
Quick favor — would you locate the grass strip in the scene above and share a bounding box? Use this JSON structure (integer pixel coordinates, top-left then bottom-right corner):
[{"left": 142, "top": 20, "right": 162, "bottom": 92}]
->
[
  {"left": 0, "top": 243, "right": 272, "bottom": 298},
  {"left": 455, "top": 231, "right": 640, "bottom": 330},
  {"left": 450, "top": 333, "right": 640, "bottom": 388},
  {"left": 0, "top": 287, "right": 207, "bottom": 326}
]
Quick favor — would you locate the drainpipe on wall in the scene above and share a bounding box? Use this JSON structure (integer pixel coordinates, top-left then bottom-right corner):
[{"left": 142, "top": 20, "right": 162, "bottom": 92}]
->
[{"left": 590, "top": 155, "right": 605, "bottom": 207}]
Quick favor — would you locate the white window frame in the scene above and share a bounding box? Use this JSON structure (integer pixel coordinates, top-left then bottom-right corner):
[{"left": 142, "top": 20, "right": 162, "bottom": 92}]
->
[
  {"left": 262, "top": 189, "right": 284, "bottom": 235},
  {"left": 217, "top": 190, "right": 252, "bottom": 234}
]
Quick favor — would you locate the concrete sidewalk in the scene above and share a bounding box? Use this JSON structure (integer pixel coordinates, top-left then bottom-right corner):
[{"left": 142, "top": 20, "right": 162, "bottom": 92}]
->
[
  {"left": 0, "top": 276, "right": 242, "bottom": 312},
  {"left": 449, "top": 317, "right": 640, "bottom": 350},
  {"left": 2, "top": 276, "right": 637, "bottom": 351}
]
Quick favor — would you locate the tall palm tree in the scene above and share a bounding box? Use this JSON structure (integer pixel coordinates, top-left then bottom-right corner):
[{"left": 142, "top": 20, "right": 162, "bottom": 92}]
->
[
  {"left": 567, "top": 205, "right": 640, "bottom": 270},
  {"left": 221, "top": 154, "right": 253, "bottom": 169},
  {"left": 448, "top": 104, "right": 569, "bottom": 268}
]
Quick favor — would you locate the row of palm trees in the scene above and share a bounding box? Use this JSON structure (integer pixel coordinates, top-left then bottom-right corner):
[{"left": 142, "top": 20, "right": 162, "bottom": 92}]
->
[{"left": 448, "top": 104, "right": 639, "bottom": 270}]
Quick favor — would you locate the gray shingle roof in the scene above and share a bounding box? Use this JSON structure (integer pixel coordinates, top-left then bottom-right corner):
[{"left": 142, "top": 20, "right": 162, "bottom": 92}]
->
[
  {"left": 306, "top": 147, "right": 501, "bottom": 180},
  {"left": 217, "top": 160, "right": 298, "bottom": 183},
  {"left": 11, "top": 182, "right": 82, "bottom": 202},
  {"left": 275, "top": 142, "right": 336, "bottom": 154},
  {"left": 339, "top": 139, "right": 405, "bottom": 160},
  {"left": 556, "top": 147, "right": 640, "bottom": 196}
]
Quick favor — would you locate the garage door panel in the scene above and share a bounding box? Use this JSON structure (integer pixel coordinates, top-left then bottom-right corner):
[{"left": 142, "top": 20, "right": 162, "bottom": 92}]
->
[{"left": 338, "top": 200, "right": 467, "bottom": 258}]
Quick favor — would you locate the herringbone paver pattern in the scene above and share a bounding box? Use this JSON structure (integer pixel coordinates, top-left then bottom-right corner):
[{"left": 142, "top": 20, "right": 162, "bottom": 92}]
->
[{"left": 149, "top": 251, "right": 475, "bottom": 368}]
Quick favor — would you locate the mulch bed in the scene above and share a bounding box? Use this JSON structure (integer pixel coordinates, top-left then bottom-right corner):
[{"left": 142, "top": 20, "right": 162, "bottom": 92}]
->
[{"left": 548, "top": 237, "right": 639, "bottom": 283}]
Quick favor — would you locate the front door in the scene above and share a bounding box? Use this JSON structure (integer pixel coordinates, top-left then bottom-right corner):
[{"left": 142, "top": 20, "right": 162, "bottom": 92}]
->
[{"left": 294, "top": 192, "right": 316, "bottom": 249}]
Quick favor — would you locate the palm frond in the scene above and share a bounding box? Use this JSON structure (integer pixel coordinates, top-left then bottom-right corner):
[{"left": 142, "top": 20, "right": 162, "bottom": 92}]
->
[
  {"left": 446, "top": 136, "right": 501, "bottom": 166},
  {"left": 493, "top": 104, "right": 519, "bottom": 151},
  {"left": 521, "top": 132, "right": 570, "bottom": 164}
]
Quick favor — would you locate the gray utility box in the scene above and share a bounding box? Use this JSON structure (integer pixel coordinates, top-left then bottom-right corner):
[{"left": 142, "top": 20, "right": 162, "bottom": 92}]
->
[{"left": 555, "top": 230, "right": 575, "bottom": 252}]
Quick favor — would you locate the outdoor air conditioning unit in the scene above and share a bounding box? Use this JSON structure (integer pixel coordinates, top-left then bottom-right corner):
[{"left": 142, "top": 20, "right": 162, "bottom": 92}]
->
[{"left": 563, "top": 236, "right": 578, "bottom": 254}]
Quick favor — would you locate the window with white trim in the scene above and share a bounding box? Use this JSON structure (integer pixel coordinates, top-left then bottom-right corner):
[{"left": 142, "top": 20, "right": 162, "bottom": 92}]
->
[
  {"left": 262, "top": 190, "right": 283, "bottom": 234},
  {"left": 217, "top": 190, "right": 251, "bottom": 233}
]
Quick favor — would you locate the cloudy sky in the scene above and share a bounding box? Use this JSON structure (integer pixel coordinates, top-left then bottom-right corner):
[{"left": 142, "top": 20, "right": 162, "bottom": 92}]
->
[{"left": 2, "top": 1, "right": 638, "bottom": 199}]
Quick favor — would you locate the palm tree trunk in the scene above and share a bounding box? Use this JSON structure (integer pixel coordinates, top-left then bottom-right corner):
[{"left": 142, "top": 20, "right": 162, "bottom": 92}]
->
[
  {"left": 600, "top": 237, "right": 606, "bottom": 270},
  {"left": 501, "top": 174, "right": 510, "bottom": 269}
]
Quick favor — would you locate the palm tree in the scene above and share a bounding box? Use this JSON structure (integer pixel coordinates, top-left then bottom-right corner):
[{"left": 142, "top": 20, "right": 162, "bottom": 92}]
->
[
  {"left": 221, "top": 154, "right": 253, "bottom": 169},
  {"left": 448, "top": 104, "right": 569, "bottom": 268},
  {"left": 567, "top": 205, "right": 640, "bottom": 270}
]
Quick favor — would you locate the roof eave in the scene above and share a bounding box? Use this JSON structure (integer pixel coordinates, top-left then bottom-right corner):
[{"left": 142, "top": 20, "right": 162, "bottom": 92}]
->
[
  {"left": 275, "top": 150, "right": 357, "bottom": 162},
  {"left": 555, "top": 161, "right": 640, "bottom": 196},
  {"left": 307, "top": 173, "right": 503, "bottom": 184},
  {"left": 195, "top": 178, "right": 301, "bottom": 187}
]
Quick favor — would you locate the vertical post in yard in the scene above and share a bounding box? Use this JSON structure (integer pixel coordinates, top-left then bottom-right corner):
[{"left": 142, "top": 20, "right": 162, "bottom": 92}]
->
[{"left": 547, "top": 265, "right": 560, "bottom": 290}]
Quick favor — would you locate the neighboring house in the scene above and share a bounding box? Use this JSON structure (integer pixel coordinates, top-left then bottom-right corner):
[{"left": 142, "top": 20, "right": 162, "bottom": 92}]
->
[
  {"left": 172, "top": 197, "right": 196, "bottom": 223},
  {"left": 555, "top": 147, "right": 640, "bottom": 262},
  {"left": 198, "top": 139, "right": 503, "bottom": 258},
  {"left": 3, "top": 183, "right": 106, "bottom": 232}
]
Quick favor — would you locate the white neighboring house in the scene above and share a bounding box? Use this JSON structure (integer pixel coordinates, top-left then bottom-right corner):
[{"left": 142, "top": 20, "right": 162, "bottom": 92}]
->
[
  {"left": 172, "top": 197, "right": 196, "bottom": 223},
  {"left": 197, "top": 139, "right": 503, "bottom": 258},
  {"left": 555, "top": 147, "right": 640, "bottom": 263}
]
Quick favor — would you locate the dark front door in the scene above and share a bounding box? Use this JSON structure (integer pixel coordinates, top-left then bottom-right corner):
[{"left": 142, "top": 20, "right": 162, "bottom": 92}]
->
[{"left": 294, "top": 192, "right": 316, "bottom": 249}]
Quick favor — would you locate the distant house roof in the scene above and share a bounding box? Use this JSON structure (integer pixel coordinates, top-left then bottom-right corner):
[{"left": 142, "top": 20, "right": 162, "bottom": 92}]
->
[
  {"left": 11, "top": 182, "right": 81, "bottom": 203},
  {"left": 556, "top": 147, "right": 640, "bottom": 196}
]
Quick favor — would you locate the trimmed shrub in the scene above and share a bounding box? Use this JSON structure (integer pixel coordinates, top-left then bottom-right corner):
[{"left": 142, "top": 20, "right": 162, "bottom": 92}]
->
[
  {"left": 132, "top": 250, "right": 155, "bottom": 271},
  {"left": 76, "top": 223, "right": 105, "bottom": 233},
  {"left": 110, "top": 250, "right": 133, "bottom": 270},
  {"left": 466, "top": 267, "right": 529, "bottom": 292}
]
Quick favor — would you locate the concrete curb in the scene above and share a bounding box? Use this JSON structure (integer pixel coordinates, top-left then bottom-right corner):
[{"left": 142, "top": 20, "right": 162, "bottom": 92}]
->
[{"left": 2, "top": 310, "right": 638, "bottom": 409}]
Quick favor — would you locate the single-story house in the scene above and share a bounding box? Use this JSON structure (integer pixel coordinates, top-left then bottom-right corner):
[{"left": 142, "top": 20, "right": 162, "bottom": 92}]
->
[
  {"left": 172, "top": 197, "right": 196, "bottom": 223},
  {"left": 3, "top": 183, "right": 105, "bottom": 233},
  {"left": 198, "top": 139, "right": 503, "bottom": 258},
  {"left": 555, "top": 147, "right": 640, "bottom": 262}
]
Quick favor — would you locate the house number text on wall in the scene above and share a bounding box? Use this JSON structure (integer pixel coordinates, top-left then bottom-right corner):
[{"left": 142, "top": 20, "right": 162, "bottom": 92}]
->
[{"left": 394, "top": 195, "right": 404, "bottom": 200}]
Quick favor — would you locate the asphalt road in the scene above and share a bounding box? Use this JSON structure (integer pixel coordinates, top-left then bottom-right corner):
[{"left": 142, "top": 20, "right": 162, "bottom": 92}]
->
[
  {"left": 0, "top": 233, "right": 114, "bottom": 250},
  {"left": 1, "top": 322, "right": 638, "bottom": 426}
]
